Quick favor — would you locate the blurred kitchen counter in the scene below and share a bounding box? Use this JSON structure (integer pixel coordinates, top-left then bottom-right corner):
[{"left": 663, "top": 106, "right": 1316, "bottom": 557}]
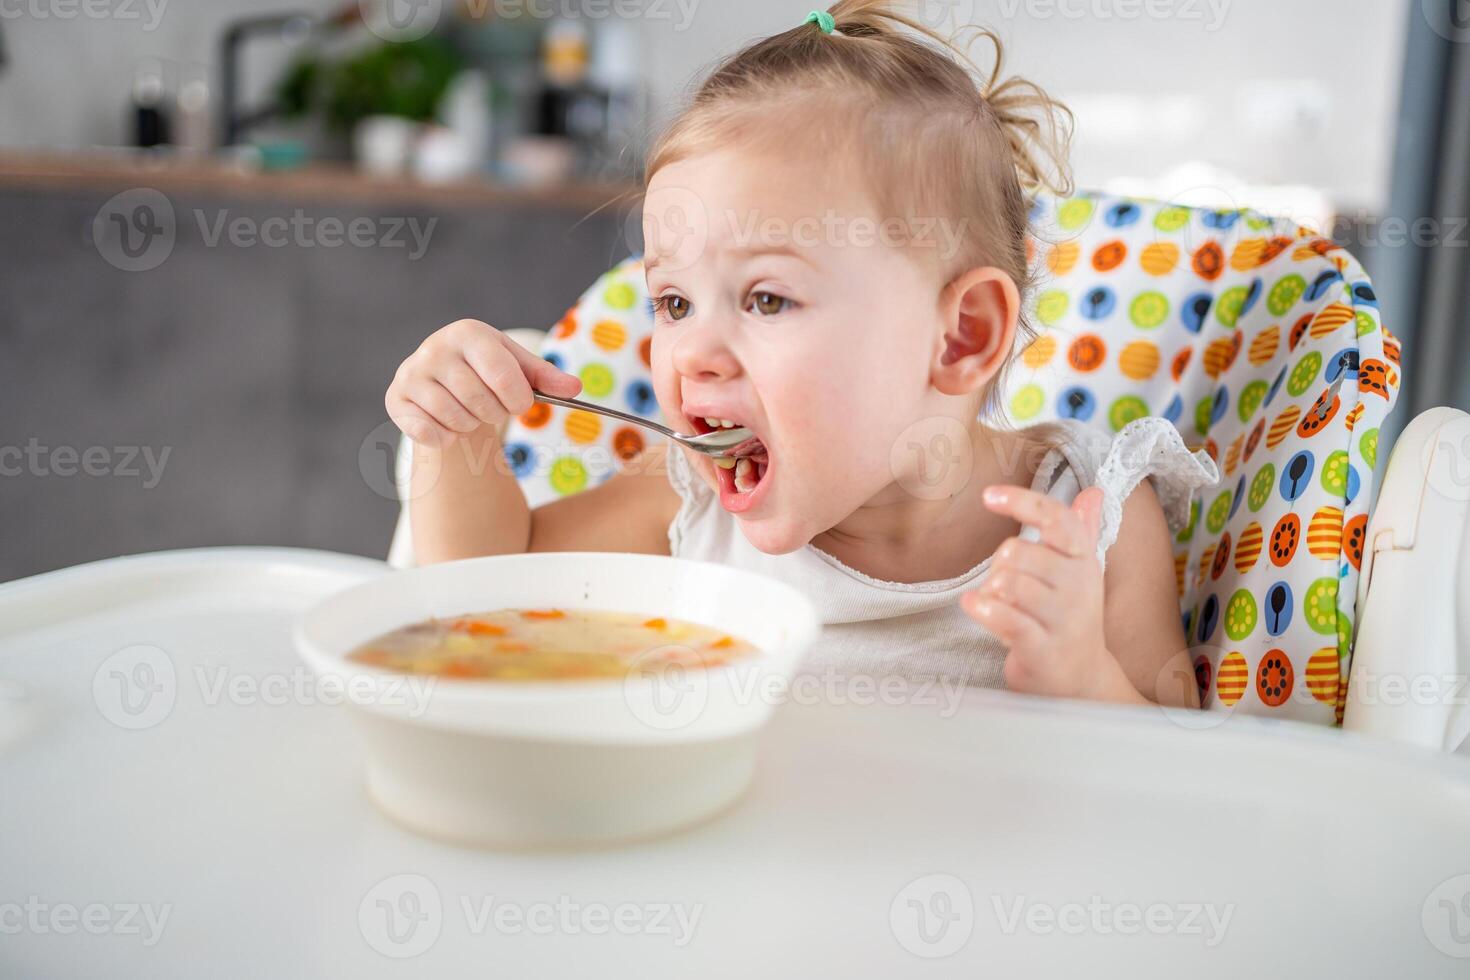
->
[
  {"left": 0, "top": 150, "right": 641, "bottom": 212},
  {"left": 0, "top": 149, "right": 641, "bottom": 581}
]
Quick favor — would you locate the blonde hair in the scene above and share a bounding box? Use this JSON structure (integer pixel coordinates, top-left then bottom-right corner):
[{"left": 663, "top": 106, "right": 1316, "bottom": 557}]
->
[{"left": 645, "top": 0, "right": 1074, "bottom": 421}]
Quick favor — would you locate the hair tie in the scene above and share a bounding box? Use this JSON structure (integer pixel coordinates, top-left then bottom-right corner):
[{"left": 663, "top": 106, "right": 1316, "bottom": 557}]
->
[{"left": 804, "top": 9, "right": 835, "bottom": 34}]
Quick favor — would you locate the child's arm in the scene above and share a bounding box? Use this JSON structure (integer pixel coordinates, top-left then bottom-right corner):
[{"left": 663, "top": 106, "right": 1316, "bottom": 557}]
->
[
  {"left": 387, "top": 319, "right": 678, "bottom": 564},
  {"left": 1098, "top": 485, "right": 1200, "bottom": 708},
  {"left": 962, "top": 483, "right": 1199, "bottom": 708},
  {"left": 526, "top": 445, "right": 679, "bottom": 555}
]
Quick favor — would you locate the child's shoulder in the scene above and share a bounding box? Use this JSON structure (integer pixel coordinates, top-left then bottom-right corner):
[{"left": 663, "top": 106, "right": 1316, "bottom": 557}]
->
[{"left": 1020, "top": 417, "right": 1220, "bottom": 564}]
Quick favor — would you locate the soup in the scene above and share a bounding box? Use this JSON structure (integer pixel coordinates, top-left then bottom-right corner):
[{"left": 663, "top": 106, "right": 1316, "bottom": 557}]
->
[{"left": 347, "top": 608, "right": 757, "bottom": 680}]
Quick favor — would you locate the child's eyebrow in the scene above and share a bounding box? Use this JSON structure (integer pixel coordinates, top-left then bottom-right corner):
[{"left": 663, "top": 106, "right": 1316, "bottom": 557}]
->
[
  {"left": 728, "top": 242, "right": 818, "bottom": 268},
  {"left": 644, "top": 242, "right": 817, "bottom": 276}
]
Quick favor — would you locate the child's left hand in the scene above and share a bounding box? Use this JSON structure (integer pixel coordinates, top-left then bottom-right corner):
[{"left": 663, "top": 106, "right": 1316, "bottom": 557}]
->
[{"left": 961, "top": 485, "right": 1140, "bottom": 703}]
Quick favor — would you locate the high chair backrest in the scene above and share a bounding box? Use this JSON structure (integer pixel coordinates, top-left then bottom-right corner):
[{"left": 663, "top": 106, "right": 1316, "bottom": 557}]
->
[
  {"left": 501, "top": 192, "right": 1403, "bottom": 726},
  {"left": 1016, "top": 195, "right": 1401, "bottom": 725}
]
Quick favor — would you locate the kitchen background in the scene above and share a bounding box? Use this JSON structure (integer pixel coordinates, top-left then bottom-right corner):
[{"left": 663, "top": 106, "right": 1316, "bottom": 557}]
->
[{"left": 1, "top": 0, "right": 1466, "bottom": 581}]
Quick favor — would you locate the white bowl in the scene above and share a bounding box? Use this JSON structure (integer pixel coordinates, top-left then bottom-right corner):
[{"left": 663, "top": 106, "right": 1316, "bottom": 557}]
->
[{"left": 294, "top": 552, "right": 820, "bottom": 847}]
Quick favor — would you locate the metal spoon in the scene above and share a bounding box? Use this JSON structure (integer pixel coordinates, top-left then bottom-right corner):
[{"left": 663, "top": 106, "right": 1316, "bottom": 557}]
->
[{"left": 532, "top": 393, "right": 761, "bottom": 459}]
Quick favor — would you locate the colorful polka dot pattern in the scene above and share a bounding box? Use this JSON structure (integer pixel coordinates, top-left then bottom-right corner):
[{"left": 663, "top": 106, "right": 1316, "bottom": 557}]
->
[
  {"left": 502, "top": 258, "right": 659, "bottom": 507},
  {"left": 508, "top": 194, "right": 1403, "bottom": 727},
  {"left": 1017, "top": 194, "right": 1401, "bottom": 725}
]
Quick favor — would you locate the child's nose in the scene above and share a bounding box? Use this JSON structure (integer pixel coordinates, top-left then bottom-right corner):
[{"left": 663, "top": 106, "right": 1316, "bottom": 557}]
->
[{"left": 670, "top": 324, "right": 742, "bottom": 381}]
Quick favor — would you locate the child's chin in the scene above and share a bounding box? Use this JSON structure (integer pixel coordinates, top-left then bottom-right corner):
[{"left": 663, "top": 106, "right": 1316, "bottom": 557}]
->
[{"left": 736, "top": 518, "right": 810, "bottom": 557}]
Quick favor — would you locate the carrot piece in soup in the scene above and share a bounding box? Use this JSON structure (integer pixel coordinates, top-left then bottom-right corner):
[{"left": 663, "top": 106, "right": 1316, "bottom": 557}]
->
[
  {"left": 521, "top": 609, "right": 566, "bottom": 620},
  {"left": 451, "top": 618, "right": 507, "bottom": 636},
  {"left": 710, "top": 635, "right": 736, "bottom": 649},
  {"left": 642, "top": 617, "right": 667, "bottom": 630},
  {"left": 443, "top": 661, "right": 481, "bottom": 678}
]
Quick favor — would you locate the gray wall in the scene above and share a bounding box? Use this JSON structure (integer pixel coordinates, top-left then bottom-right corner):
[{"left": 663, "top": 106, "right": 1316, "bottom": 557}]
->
[{"left": 0, "top": 183, "right": 630, "bottom": 581}]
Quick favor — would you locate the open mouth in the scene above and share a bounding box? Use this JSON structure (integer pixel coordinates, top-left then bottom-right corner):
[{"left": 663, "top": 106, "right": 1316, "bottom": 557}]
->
[{"left": 688, "top": 414, "right": 770, "bottom": 500}]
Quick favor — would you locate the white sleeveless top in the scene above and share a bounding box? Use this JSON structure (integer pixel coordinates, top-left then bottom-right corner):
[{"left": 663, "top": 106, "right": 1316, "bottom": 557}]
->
[{"left": 665, "top": 417, "right": 1219, "bottom": 688}]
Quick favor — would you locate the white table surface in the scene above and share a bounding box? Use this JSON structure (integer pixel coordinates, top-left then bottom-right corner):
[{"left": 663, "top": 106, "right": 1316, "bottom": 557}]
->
[{"left": 3, "top": 547, "right": 1470, "bottom": 979}]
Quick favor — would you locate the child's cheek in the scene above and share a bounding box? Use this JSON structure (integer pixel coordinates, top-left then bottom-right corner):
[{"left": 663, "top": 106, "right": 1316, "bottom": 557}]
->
[{"left": 647, "top": 336, "right": 683, "bottom": 426}]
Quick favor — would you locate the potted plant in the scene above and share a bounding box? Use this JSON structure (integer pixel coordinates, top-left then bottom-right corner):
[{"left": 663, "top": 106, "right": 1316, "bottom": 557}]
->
[{"left": 277, "top": 37, "right": 463, "bottom": 175}]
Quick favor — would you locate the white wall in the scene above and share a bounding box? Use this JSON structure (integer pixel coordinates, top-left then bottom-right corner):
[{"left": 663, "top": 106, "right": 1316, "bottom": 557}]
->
[
  {"left": 0, "top": 0, "right": 1410, "bottom": 208},
  {"left": 630, "top": 0, "right": 1411, "bottom": 210}
]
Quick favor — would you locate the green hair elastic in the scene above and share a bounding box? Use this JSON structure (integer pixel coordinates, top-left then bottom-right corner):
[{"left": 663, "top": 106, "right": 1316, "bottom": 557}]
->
[{"left": 804, "top": 9, "right": 835, "bottom": 33}]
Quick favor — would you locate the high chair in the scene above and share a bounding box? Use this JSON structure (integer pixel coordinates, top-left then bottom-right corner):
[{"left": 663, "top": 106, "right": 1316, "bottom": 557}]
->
[{"left": 388, "top": 192, "right": 1470, "bottom": 752}]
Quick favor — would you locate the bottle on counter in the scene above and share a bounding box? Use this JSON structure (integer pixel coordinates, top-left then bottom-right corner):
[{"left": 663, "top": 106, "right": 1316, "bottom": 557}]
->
[
  {"left": 541, "top": 19, "right": 589, "bottom": 88},
  {"left": 415, "top": 70, "right": 493, "bottom": 183},
  {"left": 131, "top": 59, "right": 171, "bottom": 148},
  {"left": 174, "top": 66, "right": 212, "bottom": 156}
]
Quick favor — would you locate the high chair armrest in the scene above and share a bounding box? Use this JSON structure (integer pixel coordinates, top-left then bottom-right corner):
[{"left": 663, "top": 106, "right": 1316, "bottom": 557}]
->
[
  {"left": 1344, "top": 407, "right": 1470, "bottom": 752},
  {"left": 385, "top": 328, "right": 548, "bottom": 570}
]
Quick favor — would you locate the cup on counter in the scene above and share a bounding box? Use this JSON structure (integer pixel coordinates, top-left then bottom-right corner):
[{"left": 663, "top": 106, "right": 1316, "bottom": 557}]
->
[
  {"left": 500, "top": 136, "right": 577, "bottom": 188},
  {"left": 354, "top": 116, "right": 420, "bottom": 177}
]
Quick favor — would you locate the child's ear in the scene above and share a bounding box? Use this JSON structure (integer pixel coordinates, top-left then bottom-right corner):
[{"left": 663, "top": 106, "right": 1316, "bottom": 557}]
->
[{"left": 931, "top": 267, "right": 1021, "bottom": 397}]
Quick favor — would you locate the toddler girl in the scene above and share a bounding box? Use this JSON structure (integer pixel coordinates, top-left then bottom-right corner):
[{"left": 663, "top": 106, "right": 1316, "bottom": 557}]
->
[{"left": 385, "top": 0, "right": 1219, "bottom": 707}]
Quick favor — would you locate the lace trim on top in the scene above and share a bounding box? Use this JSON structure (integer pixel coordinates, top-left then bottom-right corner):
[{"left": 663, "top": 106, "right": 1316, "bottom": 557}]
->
[{"left": 1034, "top": 417, "right": 1220, "bottom": 565}]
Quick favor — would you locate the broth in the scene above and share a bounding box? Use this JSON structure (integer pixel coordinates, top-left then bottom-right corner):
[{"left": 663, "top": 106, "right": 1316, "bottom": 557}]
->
[{"left": 347, "top": 608, "right": 756, "bottom": 680}]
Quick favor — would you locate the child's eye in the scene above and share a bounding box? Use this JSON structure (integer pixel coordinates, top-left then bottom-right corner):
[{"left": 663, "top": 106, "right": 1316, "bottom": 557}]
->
[
  {"left": 747, "top": 291, "right": 794, "bottom": 316},
  {"left": 654, "top": 294, "right": 692, "bottom": 321}
]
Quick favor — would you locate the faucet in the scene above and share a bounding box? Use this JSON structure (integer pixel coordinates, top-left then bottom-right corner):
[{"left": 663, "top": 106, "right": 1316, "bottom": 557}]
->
[{"left": 219, "top": 9, "right": 359, "bottom": 147}]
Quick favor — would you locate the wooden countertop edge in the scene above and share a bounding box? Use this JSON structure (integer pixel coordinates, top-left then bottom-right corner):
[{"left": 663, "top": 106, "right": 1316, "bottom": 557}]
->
[{"left": 0, "top": 152, "right": 642, "bottom": 212}]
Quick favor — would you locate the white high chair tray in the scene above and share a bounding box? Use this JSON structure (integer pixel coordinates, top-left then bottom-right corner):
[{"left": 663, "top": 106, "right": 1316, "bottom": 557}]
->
[{"left": 3, "top": 548, "right": 1470, "bottom": 978}]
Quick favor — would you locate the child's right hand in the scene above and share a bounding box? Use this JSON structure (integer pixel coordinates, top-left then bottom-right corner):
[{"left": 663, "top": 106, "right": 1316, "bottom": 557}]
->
[{"left": 385, "top": 318, "right": 582, "bottom": 448}]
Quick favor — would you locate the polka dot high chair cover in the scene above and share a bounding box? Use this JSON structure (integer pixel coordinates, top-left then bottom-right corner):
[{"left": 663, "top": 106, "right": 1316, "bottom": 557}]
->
[{"left": 502, "top": 192, "right": 1402, "bottom": 726}]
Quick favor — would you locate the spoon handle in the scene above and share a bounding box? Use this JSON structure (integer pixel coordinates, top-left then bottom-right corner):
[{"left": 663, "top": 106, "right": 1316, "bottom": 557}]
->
[{"left": 531, "top": 392, "right": 677, "bottom": 440}]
